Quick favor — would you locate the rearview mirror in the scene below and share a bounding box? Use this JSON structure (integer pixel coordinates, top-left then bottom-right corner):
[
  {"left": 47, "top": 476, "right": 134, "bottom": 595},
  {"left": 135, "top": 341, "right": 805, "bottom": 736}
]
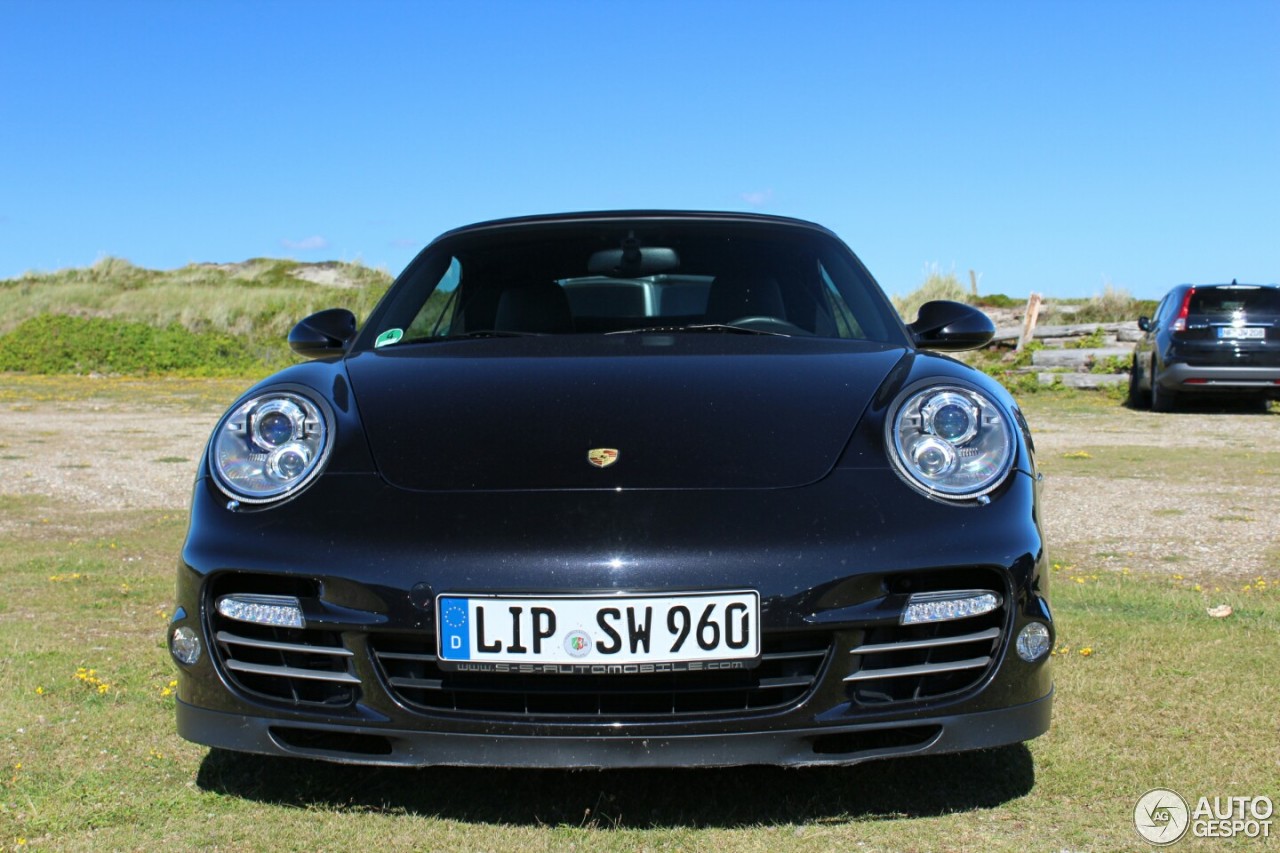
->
[
  {"left": 1137, "top": 316, "right": 1151, "bottom": 332},
  {"left": 288, "top": 308, "right": 357, "bottom": 359},
  {"left": 587, "top": 246, "right": 680, "bottom": 277}
]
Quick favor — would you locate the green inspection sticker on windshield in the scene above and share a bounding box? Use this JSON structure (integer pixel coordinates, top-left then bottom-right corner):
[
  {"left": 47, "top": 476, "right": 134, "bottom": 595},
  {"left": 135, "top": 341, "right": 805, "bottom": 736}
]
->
[{"left": 374, "top": 328, "right": 404, "bottom": 348}]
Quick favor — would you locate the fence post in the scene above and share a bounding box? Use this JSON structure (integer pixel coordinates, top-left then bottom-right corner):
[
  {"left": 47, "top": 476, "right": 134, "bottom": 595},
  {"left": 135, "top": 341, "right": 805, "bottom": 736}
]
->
[{"left": 1017, "top": 293, "right": 1042, "bottom": 352}]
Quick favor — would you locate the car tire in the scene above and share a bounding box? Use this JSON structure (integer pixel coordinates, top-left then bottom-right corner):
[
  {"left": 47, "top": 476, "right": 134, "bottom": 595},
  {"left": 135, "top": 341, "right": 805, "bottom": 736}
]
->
[
  {"left": 1151, "top": 378, "right": 1179, "bottom": 413},
  {"left": 1127, "top": 357, "right": 1151, "bottom": 409}
]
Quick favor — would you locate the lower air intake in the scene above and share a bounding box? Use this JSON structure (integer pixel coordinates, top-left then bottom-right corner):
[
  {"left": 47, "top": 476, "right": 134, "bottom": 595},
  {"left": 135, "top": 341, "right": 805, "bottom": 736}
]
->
[{"left": 371, "top": 631, "right": 831, "bottom": 718}]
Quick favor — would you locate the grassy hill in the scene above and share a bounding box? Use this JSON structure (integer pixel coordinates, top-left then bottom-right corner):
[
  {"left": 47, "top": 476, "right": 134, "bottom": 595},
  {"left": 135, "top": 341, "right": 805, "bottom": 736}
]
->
[
  {"left": 0, "top": 259, "right": 1153, "bottom": 378},
  {"left": 0, "top": 257, "right": 393, "bottom": 375},
  {"left": 892, "top": 270, "right": 1156, "bottom": 326}
]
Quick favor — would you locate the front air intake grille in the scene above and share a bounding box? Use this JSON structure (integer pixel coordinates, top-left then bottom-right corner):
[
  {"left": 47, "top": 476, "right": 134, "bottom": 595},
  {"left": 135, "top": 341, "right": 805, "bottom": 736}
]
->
[
  {"left": 370, "top": 631, "right": 831, "bottom": 718},
  {"left": 212, "top": 625, "right": 359, "bottom": 706},
  {"left": 845, "top": 590, "right": 1005, "bottom": 706},
  {"left": 207, "top": 575, "right": 359, "bottom": 708}
]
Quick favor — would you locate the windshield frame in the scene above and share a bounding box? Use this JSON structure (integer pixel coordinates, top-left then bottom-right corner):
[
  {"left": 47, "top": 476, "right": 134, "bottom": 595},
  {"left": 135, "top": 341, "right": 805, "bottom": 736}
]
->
[{"left": 353, "top": 213, "right": 911, "bottom": 352}]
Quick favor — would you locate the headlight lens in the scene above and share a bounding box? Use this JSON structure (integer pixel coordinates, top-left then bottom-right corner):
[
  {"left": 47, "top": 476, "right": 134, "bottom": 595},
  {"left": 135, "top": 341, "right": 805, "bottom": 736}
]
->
[
  {"left": 211, "top": 391, "right": 331, "bottom": 503},
  {"left": 889, "top": 384, "right": 1014, "bottom": 498}
]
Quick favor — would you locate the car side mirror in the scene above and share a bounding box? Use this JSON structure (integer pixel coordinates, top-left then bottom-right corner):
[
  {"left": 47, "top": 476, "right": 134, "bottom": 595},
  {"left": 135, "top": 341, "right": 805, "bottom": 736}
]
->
[
  {"left": 1137, "top": 316, "right": 1151, "bottom": 332},
  {"left": 908, "top": 300, "right": 995, "bottom": 351},
  {"left": 289, "top": 308, "right": 357, "bottom": 359}
]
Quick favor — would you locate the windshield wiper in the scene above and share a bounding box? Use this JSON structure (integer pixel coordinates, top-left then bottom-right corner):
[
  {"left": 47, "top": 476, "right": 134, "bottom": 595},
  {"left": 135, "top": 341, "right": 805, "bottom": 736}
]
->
[
  {"left": 436, "top": 330, "right": 541, "bottom": 340},
  {"left": 605, "top": 323, "right": 789, "bottom": 337}
]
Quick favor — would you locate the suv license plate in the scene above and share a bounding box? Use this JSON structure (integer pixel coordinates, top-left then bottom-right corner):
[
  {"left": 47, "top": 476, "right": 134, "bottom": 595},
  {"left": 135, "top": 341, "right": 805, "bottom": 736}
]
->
[{"left": 1219, "top": 327, "right": 1265, "bottom": 339}]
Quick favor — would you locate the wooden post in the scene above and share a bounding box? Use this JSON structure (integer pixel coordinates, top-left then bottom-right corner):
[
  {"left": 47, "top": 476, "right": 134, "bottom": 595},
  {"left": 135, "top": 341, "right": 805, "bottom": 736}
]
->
[
  {"left": 968, "top": 270, "right": 979, "bottom": 299},
  {"left": 1017, "top": 293, "right": 1042, "bottom": 352}
]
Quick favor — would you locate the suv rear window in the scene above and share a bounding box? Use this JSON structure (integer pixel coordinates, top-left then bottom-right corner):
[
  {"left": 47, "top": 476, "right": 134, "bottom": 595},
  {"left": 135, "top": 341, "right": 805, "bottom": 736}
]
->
[{"left": 1189, "top": 286, "right": 1280, "bottom": 317}]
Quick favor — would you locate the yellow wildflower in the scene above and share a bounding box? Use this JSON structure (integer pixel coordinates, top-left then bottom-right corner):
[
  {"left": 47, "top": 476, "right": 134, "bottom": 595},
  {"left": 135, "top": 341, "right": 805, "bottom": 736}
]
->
[
  {"left": 74, "top": 667, "right": 110, "bottom": 694},
  {"left": 1079, "top": 647, "right": 1093, "bottom": 656}
]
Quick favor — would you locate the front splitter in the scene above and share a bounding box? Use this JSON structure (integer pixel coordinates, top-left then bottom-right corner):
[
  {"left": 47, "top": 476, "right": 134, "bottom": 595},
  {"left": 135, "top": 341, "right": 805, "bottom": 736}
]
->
[{"left": 177, "top": 690, "right": 1051, "bottom": 769}]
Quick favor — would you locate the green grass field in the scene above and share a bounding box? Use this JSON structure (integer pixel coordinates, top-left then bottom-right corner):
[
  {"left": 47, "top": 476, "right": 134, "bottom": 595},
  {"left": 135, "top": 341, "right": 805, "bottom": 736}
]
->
[{"left": 1, "top": 381, "right": 1276, "bottom": 851}]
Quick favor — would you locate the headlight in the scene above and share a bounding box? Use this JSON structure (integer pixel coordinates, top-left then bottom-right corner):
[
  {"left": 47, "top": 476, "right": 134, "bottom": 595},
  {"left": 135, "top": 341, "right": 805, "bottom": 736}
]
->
[
  {"left": 888, "top": 383, "right": 1014, "bottom": 499},
  {"left": 210, "top": 390, "right": 331, "bottom": 503}
]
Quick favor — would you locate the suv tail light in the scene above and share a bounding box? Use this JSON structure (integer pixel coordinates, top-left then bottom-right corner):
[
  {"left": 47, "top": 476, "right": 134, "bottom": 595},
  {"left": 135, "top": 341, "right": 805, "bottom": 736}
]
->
[{"left": 1171, "top": 288, "right": 1195, "bottom": 332}]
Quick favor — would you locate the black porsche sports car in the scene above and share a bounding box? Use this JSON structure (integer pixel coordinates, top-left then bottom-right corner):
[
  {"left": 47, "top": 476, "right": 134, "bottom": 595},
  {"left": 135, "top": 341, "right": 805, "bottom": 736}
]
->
[{"left": 172, "top": 211, "right": 1054, "bottom": 768}]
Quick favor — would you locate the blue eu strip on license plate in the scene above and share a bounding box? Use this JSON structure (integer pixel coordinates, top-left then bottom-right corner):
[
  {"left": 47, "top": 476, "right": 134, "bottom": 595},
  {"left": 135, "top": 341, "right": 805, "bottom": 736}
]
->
[{"left": 437, "top": 591, "right": 760, "bottom": 668}]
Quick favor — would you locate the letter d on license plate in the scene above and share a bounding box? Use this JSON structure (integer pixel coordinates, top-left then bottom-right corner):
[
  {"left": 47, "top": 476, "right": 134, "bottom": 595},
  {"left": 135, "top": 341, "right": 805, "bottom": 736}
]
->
[{"left": 437, "top": 591, "right": 760, "bottom": 669}]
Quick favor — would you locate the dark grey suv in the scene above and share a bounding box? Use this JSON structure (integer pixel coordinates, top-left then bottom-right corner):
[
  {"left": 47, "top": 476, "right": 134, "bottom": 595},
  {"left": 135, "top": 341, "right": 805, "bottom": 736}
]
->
[{"left": 1130, "top": 281, "right": 1280, "bottom": 412}]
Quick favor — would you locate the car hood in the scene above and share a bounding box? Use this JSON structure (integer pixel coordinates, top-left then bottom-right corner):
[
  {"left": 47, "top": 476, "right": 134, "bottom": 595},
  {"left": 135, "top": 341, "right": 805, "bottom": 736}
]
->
[{"left": 344, "top": 336, "right": 906, "bottom": 491}]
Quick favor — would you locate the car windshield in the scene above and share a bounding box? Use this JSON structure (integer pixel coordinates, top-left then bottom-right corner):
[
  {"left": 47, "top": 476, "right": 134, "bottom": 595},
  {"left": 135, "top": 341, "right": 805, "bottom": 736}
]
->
[{"left": 362, "top": 219, "right": 906, "bottom": 347}]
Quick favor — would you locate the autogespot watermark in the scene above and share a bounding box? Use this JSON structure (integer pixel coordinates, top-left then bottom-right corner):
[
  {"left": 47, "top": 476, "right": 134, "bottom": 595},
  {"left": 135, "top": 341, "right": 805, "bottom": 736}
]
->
[{"left": 1134, "top": 788, "right": 1274, "bottom": 845}]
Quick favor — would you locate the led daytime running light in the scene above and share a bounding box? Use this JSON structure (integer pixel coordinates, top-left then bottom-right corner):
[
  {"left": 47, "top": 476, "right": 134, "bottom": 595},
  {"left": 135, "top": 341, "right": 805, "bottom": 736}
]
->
[
  {"left": 216, "top": 594, "right": 306, "bottom": 628},
  {"left": 901, "top": 590, "right": 1001, "bottom": 625}
]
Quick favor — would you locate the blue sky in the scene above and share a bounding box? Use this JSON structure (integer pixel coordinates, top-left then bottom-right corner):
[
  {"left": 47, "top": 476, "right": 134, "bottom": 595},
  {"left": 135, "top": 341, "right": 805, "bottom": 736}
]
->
[{"left": 2, "top": 1, "right": 1277, "bottom": 299}]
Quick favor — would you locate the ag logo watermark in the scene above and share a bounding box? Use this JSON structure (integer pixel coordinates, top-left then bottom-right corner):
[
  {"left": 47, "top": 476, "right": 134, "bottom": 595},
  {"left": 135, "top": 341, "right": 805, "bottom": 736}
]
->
[
  {"left": 1134, "top": 789, "right": 1190, "bottom": 845},
  {"left": 1135, "top": 788, "right": 1274, "bottom": 845}
]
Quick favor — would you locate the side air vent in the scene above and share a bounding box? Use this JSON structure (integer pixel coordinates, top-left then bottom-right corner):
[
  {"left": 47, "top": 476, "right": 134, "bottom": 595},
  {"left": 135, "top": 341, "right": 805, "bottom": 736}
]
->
[
  {"left": 207, "top": 574, "right": 360, "bottom": 707},
  {"left": 846, "top": 573, "right": 1007, "bottom": 706}
]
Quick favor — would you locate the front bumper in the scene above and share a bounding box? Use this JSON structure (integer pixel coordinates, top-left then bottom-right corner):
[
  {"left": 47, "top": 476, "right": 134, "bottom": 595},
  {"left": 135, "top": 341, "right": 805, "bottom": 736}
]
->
[{"left": 174, "top": 467, "right": 1053, "bottom": 767}]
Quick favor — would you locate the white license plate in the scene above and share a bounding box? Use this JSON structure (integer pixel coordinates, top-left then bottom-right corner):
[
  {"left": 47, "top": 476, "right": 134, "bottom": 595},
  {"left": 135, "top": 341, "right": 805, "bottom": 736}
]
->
[
  {"left": 1219, "top": 327, "right": 1265, "bottom": 339},
  {"left": 436, "top": 591, "right": 760, "bottom": 670}
]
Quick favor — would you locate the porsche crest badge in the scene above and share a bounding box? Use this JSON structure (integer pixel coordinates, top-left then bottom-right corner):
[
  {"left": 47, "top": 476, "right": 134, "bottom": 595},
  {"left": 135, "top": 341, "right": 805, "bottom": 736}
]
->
[{"left": 587, "top": 448, "right": 620, "bottom": 468}]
